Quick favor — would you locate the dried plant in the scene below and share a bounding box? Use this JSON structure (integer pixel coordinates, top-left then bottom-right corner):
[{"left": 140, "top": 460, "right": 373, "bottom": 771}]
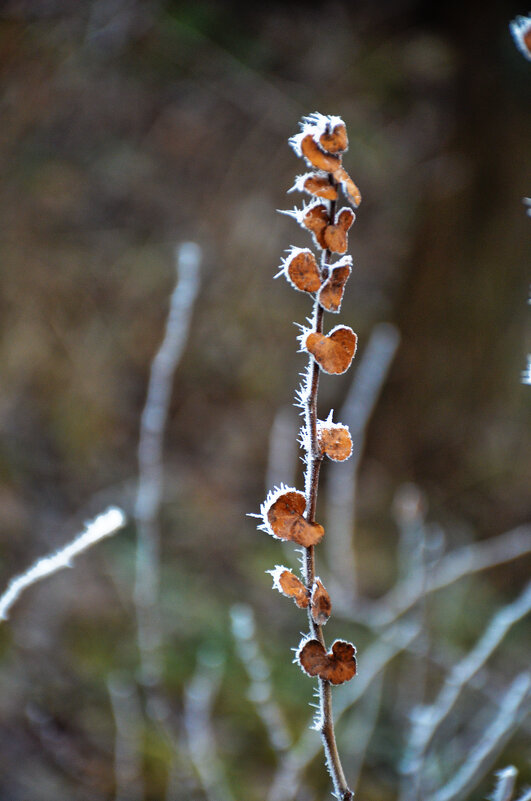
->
[{"left": 253, "top": 112, "right": 362, "bottom": 800}]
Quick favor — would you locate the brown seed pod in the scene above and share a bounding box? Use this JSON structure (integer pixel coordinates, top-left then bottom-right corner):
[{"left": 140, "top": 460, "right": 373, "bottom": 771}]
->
[
  {"left": 310, "top": 579, "right": 332, "bottom": 625},
  {"left": 263, "top": 489, "right": 324, "bottom": 547},
  {"left": 317, "top": 419, "right": 353, "bottom": 461},
  {"left": 283, "top": 248, "right": 321, "bottom": 294},
  {"left": 269, "top": 566, "right": 309, "bottom": 609},
  {"left": 319, "top": 122, "right": 348, "bottom": 154},
  {"left": 333, "top": 166, "right": 362, "bottom": 208},
  {"left": 323, "top": 208, "right": 355, "bottom": 255},
  {"left": 302, "top": 202, "right": 330, "bottom": 250},
  {"left": 317, "top": 257, "right": 351, "bottom": 313},
  {"left": 303, "top": 325, "right": 357, "bottom": 375},
  {"left": 300, "top": 134, "right": 342, "bottom": 172},
  {"left": 297, "top": 638, "right": 357, "bottom": 685},
  {"left": 302, "top": 173, "right": 338, "bottom": 200}
]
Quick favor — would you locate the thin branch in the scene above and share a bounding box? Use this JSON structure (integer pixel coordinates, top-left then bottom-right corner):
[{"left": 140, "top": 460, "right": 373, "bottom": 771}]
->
[
  {"left": 300, "top": 186, "right": 354, "bottom": 800},
  {"left": 134, "top": 241, "right": 201, "bottom": 691},
  {"left": 0, "top": 507, "right": 126, "bottom": 621},
  {"left": 230, "top": 603, "right": 292, "bottom": 754},
  {"left": 354, "top": 524, "right": 531, "bottom": 628},
  {"left": 269, "top": 622, "right": 420, "bottom": 801},
  {"left": 343, "top": 670, "right": 385, "bottom": 793},
  {"left": 107, "top": 673, "right": 144, "bottom": 801},
  {"left": 490, "top": 766, "right": 518, "bottom": 801},
  {"left": 326, "top": 323, "right": 400, "bottom": 599},
  {"left": 426, "top": 673, "right": 531, "bottom": 801},
  {"left": 183, "top": 649, "right": 235, "bottom": 801},
  {"left": 401, "top": 582, "right": 531, "bottom": 788}
]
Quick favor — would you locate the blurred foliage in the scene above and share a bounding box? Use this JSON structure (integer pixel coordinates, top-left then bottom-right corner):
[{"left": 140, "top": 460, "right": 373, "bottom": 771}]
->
[{"left": 0, "top": 0, "right": 530, "bottom": 799}]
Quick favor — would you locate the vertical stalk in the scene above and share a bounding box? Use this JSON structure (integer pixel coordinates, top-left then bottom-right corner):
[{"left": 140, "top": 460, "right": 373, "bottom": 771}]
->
[{"left": 302, "top": 191, "right": 354, "bottom": 800}]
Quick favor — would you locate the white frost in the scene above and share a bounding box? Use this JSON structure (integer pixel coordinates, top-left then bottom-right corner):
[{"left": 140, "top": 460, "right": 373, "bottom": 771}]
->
[
  {"left": 0, "top": 507, "right": 126, "bottom": 621},
  {"left": 510, "top": 15, "right": 531, "bottom": 60}
]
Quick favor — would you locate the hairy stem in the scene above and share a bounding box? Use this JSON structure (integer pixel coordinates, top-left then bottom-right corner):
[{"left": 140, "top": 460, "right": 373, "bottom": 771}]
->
[{"left": 302, "top": 193, "right": 353, "bottom": 800}]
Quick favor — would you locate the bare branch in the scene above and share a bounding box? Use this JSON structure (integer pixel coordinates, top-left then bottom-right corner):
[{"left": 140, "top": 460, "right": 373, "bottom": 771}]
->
[
  {"left": 489, "top": 766, "right": 518, "bottom": 801},
  {"left": 184, "top": 649, "right": 235, "bottom": 801},
  {"left": 401, "top": 582, "right": 531, "bottom": 790},
  {"left": 0, "top": 507, "right": 126, "bottom": 621},
  {"left": 326, "top": 323, "right": 399, "bottom": 599},
  {"left": 134, "top": 242, "right": 201, "bottom": 691},
  {"left": 357, "top": 525, "right": 531, "bottom": 628},
  {"left": 107, "top": 673, "right": 144, "bottom": 801},
  {"left": 230, "top": 603, "right": 292, "bottom": 754},
  {"left": 426, "top": 674, "right": 531, "bottom": 801}
]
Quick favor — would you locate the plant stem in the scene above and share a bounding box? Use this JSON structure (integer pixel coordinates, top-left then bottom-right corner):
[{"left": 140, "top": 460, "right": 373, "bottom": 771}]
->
[{"left": 302, "top": 193, "right": 353, "bottom": 800}]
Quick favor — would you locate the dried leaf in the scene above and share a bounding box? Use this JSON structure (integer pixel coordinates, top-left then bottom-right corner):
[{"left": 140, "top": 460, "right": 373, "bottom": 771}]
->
[
  {"left": 269, "top": 565, "right": 309, "bottom": 608},
  {"left": 300, "top": 134, "right": 341, "bottom": 172},
  {"left": 297, "top": 638, "right": 357, "bottom": 685},
  {"left": 317, "top": 258, "right": 351, "bottom": 313},
  {"left": 302, "top": 203, "right": 329, "bottom": 249},
  {"left": 319, "top": 122, "right": 348, "bottom": 154},
  {"left": 311, "top": 579, "right": 331, "bottom": 624},
  {"left": 333, "top": 166, "right": 362, "bottom": 208},
  {"left": 302, "top": 173, "right": 338, "bottom": 200},
  {"left": 323, "top": 208, "right": 355, "bottom": 255},
  {"left": 304, "top": 326, "right": 357, "bottom": 375},
  {"left": 283, "top": 248, "right": 321, "bottom": 293},
  {"left": 317, "top": 420, "right": 353, "bottom": 461},
  {"left": 266, "top": 490, "right": 324, "bottom": 547}
]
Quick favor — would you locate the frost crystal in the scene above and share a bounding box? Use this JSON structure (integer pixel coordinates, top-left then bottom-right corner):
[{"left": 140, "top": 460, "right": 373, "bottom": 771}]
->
[
  {"left": 257, "top": 484, "right": 298, "bottom": 537},
  {"left": 289, "top": 112, "right": 346, "bottom": 157},
  {"left": 510, "top": 15, "right": 531, "bottom": 60}
]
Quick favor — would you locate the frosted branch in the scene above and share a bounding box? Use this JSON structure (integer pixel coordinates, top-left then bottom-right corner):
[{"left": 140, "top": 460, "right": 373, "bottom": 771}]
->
[
  {"left": 0, "top": 506, "right": 126, "bottom": 621},
  {"left": 365, "top": 525, "right": 531, "bottom": 627},
  {"left": 343, "top": 671, "right": 384, "bottom": 793},
  {"left": 184, "top": 650, "right": 235, "bottom": 801},
  {"left": 134, "top": 242, "right": 201, "bottom": 690},
  {"left": 490, "top": 766, "right": 518, "bottom": 801},
  {"left": 326, "top": 323, "right": 399, "bottom": 599},
  {"left": 107, "top": 673, "right": 144, "bottom": 801},
  {"left": 401, "top": 582, "right": 531, "bottom": 787},
  {"left": 426, "top": 673, "right": 531, "bottom": 801},
  {"left": 268, "top": 622, "right": 419, "bottom": 801},
  {"left": 230, "top": 603, "right": 292, "bottom": 754}
]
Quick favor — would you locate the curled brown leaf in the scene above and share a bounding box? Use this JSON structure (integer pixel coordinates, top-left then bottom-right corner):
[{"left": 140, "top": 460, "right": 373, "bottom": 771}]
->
[
  {"left": 297, "top": 638, "right": 357, "bottom": 685},
  {"left": 304, "top": 326, "right": 357, "bottom": 375}
]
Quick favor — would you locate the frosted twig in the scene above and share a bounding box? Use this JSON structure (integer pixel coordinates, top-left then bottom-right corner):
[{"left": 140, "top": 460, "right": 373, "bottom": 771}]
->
[
  {"left": 426, "top": 673, "right": 531, "bottom": 801},
  {"left": 107, "top": 673, "right": 144, "bottom": 801},
  {"left": 326, "top": 323, "right": 399, "bottom": 599},
  {"left": 268, "top": 622, "right": 420, "bottom": 801},
  {"left": 401, "top": 582, "right": 531, "bottom": 788},
  {"left": 343, "top": 671, "right": 384, "bottom": 793},
  {"left": 363, "top": 524, "right": 531, "bottom": 627},
  {"left": 134, "top": 242, "right": 201, "bottom": 691},
  {"left": 490, "top": 766, "right": 518, "bottom": 801},
  {"left": 393, "top": 487, "right": 436, "bottom": 801},
  {"left": 0, "top": 507, "right": 126, "bottom": 621},
  {"left": 230, "top": 603, "right": 292, "bottom": 755},
  {"left": 522, "top": 354, "right": 531, "bottom": 386},
  {"left": 184, "top": 649, "right": 235, "bottom": 801}
]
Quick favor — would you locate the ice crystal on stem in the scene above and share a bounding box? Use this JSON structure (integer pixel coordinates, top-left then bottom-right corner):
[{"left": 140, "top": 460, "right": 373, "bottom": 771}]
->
[{"left": 254, "top": 113, "right": 363, "bottom": 801}]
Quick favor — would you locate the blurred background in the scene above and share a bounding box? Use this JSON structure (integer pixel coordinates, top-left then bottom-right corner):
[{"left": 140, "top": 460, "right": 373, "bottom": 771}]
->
[{"left": 0, "top": 1, "right": 530, "bottom": 800}]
